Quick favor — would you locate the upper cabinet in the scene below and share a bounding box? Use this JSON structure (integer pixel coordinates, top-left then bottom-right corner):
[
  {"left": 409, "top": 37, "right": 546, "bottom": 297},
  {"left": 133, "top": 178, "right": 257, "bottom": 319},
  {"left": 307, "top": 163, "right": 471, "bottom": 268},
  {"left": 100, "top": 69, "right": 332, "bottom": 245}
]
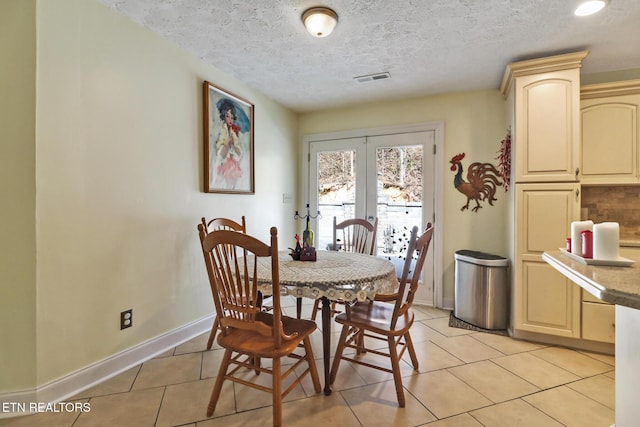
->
[
  {"left": 581, "top": 80, "right": 640, "bottom": 185},
  {"left": 501, "top": 52, "right": 587, "bottom": 183}
]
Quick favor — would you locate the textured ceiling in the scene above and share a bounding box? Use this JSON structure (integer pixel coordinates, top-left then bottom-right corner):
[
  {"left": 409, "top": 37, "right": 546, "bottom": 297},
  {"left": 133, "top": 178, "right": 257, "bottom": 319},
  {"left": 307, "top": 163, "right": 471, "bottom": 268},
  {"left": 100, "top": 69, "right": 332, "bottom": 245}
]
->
[{"left": 96, "top": 0, "right": 640, "bottom": 112}]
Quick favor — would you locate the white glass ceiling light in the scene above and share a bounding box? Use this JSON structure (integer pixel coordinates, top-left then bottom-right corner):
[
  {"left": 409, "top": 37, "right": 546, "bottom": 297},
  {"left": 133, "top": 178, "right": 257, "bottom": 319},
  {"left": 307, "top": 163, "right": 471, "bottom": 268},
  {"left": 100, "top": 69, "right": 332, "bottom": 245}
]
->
[
  {"left": 302, "top": 7, "right": 338, "bottom": 37},
  {"left": 574, "top": 0, "right": 608, "bottom": 16}
]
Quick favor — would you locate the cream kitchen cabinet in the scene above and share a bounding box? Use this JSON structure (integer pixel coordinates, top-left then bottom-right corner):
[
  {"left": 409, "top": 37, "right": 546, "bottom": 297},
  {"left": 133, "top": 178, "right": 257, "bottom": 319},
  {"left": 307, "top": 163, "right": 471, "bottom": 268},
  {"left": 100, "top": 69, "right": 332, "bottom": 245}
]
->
[
  {"left": 582, "top": 290, "right": 615, "bottom": 343},
  {"left": 503, "top": 52, "right": 587, "bottom": 340},
  {"left": 581, "top": 80, "right": 640, "bottom": 185},
  {"left": 513, "top": 183, "right": 582, "bottom": 337},
  {"left": 502, "top": 51, "right": 586, "bottom": 183}
]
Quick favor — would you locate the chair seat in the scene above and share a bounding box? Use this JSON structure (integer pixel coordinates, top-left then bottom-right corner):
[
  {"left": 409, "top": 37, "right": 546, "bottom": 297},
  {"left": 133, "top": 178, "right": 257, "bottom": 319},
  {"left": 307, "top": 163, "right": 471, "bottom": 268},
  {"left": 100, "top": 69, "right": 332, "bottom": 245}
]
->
[
  {"left": 218, "top": 312, "right": 317, "bottom": 358},
  {"left": 334, "top": 301, "right": 414, "bottom": 336}
]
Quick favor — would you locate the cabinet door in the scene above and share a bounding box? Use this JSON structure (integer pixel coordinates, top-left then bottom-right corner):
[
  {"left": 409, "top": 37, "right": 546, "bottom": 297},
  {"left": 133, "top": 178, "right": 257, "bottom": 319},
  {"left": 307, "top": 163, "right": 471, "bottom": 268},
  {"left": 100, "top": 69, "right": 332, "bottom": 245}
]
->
[
  {"left": 581, "top": 290, "right": 615, "bottom": 343},
  {"left": 514, "top": 183, "right": 581, "bottom": 337},
  {"left": 582, "top": 301, "right": 615, "bottom": 343},
  {"left": 514, "top": 69, "right": 581, "bottom": 182},
  {"left": 581, "top": 95, "right": 639, "bottom": 184}
]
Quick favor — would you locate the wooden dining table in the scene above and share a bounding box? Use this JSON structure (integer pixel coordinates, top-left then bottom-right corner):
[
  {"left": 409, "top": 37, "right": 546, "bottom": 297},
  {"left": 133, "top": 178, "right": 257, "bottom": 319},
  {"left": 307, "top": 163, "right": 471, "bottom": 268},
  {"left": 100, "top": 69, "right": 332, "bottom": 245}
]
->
[{"left": 249, "top": 250, "right": 398, "bottom": 395}]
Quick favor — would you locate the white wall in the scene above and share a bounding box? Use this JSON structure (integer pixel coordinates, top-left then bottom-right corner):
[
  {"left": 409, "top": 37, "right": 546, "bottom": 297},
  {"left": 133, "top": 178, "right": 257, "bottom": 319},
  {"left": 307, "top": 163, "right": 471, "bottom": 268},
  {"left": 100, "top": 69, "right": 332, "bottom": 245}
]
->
[
  {"left": 2, "top": 0, "right": 299, "bottom": 393},
  {"left": 298, "top": 91, "right": 510, "bottom": 304}
]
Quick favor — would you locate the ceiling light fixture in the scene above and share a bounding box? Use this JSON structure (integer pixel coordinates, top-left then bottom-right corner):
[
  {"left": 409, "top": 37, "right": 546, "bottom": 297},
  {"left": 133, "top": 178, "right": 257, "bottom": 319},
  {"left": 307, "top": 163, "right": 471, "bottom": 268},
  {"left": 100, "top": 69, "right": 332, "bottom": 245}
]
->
[
  {"left": 574, "top": 0, "right": 609, "bottom": 16},
  {"left": 302, "top": 7, "right": 338, "bottom": 38}
]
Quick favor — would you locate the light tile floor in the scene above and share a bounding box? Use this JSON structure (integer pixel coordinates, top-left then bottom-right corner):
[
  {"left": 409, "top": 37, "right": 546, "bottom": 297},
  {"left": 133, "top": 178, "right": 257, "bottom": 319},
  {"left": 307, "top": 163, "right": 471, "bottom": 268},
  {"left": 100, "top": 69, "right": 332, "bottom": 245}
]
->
[{"left": 0, "top": 298, "right": 615, "bottom": 427}]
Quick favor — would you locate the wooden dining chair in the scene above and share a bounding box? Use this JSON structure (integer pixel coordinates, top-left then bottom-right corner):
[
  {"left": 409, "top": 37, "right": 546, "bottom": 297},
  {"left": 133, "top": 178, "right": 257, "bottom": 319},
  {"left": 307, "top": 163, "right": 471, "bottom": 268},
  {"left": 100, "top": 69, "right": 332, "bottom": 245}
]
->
[
  {"left": 329, "top": 222, "right": 434, "bottom": 407},
  {"left": 333, "top": 216, "right": 378, "bottom": 254},
  {"left": 200, "top": 216, "right": 248, "bottom": 350},
  {"left": 201, "top": 216, "right": 246, "bottom": 234},
  {"left": 310, "top": 216, "right": 378, "bottom": 321},
  {"left": 198, "top": 226, "right": 321, "bottom": 427}
]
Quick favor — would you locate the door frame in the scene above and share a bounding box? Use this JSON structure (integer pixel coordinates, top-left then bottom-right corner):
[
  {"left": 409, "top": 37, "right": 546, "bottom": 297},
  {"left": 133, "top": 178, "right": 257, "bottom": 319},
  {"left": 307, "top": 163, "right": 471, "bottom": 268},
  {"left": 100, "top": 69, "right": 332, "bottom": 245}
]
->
[{"left": 301, "top": 121, "right": 445, "bottom": 308}]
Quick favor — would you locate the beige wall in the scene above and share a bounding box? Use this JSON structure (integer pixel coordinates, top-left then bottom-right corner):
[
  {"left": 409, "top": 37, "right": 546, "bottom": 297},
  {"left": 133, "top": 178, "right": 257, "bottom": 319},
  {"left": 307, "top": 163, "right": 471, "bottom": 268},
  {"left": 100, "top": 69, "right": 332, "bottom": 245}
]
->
[
  {"left": 0, "top": 0, "right": 37, "bottom": 392},
  {"left": 298, "top": 91, "right": 511, "bottom": 303},
  {"left": 2, "top": 0, "right": 299, "bottom": 392}
]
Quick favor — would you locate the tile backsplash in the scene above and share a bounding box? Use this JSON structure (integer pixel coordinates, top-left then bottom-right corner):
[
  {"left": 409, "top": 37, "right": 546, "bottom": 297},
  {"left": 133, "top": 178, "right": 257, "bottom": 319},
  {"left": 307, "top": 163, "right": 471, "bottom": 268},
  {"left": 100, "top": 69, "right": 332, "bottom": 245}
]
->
[{"left": 582, "top": 186, "right": 640, "bottom": 242}]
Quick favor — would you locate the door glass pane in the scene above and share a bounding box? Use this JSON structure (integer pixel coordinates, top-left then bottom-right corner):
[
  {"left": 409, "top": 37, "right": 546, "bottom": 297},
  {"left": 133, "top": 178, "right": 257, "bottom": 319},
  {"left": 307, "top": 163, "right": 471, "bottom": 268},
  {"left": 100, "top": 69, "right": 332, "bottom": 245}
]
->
[
  {"left": 316, "top": 150, "right": 356, "bottom": 250},
  {"left": 376, "top": 146, "right": 423, "bottom": 272}
]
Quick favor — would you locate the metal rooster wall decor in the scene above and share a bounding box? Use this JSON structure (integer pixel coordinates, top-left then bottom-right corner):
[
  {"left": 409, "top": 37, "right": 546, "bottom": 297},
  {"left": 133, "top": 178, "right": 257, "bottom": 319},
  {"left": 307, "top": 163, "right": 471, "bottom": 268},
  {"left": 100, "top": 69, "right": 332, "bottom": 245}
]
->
[{"left": 449, "top": 153, "right": 503, "bottom": 212}]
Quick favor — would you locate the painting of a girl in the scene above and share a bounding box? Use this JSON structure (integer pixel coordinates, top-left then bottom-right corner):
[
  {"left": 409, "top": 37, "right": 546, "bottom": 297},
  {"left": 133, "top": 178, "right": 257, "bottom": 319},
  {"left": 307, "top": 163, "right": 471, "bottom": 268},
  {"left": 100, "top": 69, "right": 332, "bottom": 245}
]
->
[
  {"left": 204, "top": 82, "right": 254, "bottom": 194},
  {"left": 215, "top": 100, "right": 243, "bottom": 188}
]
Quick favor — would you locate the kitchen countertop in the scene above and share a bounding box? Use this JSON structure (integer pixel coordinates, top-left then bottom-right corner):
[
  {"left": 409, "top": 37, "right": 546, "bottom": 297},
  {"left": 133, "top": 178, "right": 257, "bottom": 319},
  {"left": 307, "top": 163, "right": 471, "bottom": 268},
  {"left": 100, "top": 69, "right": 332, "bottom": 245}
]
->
[
  {"left": 543, "top": 249, "right": 640, "bottom": 427},
  {"left": 542, "top": 250, "right": 640, "bottom": 309}
]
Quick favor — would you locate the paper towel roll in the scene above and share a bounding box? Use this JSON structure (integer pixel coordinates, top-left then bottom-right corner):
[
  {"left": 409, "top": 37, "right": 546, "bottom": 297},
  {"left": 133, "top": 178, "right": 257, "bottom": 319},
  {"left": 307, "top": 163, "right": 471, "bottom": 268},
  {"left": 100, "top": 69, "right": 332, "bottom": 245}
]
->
[
  {"left": 593, "top": 222, "right": 620, "bottom": 260},
  {"left": 571, "top": 220, "right": 593, "bottom": 256}
]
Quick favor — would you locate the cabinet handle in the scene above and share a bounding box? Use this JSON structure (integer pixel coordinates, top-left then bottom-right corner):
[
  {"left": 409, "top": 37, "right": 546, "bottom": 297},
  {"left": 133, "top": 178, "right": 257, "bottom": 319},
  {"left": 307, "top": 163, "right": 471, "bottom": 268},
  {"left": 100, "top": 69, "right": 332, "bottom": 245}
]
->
[
  {"left": 575, "top": 168, "right": 580, "bottom": 179},
  {"left": 575, "top": 188, "right": 580, "bottom": 199}
]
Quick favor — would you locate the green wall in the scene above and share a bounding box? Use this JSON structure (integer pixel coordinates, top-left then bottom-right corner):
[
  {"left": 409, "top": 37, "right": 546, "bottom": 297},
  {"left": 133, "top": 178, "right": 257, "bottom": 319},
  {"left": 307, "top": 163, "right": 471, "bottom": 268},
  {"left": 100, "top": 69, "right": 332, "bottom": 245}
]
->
[
  {"left": 0, "top": 0, "right": 37, "bottom": 392},
  {"left": 2, "top": 0, "right": 299, "bottom": 393},
  {"left": 299, "top": 90, "right": 511, "bottom": 304}
]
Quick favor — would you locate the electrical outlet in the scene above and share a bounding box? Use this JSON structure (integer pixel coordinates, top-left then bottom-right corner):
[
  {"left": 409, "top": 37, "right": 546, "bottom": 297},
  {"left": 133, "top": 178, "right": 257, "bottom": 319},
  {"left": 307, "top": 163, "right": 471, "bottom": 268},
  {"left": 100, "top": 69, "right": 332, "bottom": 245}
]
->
[{"left": 120, "top": 309, "right": 133, "bottom": 330}]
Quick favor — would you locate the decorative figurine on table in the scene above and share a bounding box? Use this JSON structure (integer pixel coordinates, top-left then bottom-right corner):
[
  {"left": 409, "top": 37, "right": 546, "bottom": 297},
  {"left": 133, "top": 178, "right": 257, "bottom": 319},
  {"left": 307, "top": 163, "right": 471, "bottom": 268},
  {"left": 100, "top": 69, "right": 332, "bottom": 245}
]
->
[
  {"left": 294, "top": 204, "right": 320, "bottom": 261},
  {"left": 289, "top": 234, "right": 302, "bottom": 260}
]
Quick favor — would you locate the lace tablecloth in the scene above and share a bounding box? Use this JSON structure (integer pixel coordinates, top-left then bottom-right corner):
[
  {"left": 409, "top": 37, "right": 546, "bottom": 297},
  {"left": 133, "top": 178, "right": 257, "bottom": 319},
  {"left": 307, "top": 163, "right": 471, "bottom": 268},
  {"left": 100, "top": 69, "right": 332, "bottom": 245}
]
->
[{"left": 251, "top": 251, "right": 398, "bottom": 302}]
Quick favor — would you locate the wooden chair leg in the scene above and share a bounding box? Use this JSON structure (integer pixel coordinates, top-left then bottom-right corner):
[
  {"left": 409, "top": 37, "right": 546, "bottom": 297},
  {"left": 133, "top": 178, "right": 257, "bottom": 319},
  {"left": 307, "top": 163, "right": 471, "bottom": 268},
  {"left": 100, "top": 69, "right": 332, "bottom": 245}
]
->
[
  {"left": 272, "top": 357, "right": 282, "bottom": 427},
  {"left": 405, "top": 331, "right": 419, "bottom": 370},
  {"left": 253, "top": 356, "right": 261, "bottom": 375},
  {"left": 329, "top": 325, "right": 350, "bottom": 384},
  {"left": 207, "top": 348, "right": 232, "bottom": 417},
  {"left": 311, "top": 299, "right": 341, "bottom": 321},
  {"left": 356, "top": 329, "right": 366, "bottom": 354},
  {"left": 388, "top": 336, "right": 406, "bottom": 407},
  {"left": 206, "top": 316, "right": 219, "bottom": 350},
  {"left": 304, "top": 337, "right": 322, "bottom": 393},
  {"left": 311, "top": 299, "right": 320, "bottom": 321}
]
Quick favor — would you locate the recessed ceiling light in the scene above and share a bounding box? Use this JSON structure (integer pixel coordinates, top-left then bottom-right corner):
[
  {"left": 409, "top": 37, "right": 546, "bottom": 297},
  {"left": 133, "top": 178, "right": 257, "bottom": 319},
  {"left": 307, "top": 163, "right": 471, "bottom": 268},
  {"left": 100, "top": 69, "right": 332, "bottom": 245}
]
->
[{"left": 574, "top": 0, "right": 609, "bottom": 17}]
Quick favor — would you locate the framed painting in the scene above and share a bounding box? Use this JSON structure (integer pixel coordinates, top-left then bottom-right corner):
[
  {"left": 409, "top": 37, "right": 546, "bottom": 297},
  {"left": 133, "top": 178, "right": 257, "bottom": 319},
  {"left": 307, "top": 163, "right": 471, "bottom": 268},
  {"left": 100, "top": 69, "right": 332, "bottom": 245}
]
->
[{"left": 203, "top": 81, "right": 255, "bottom": 194}]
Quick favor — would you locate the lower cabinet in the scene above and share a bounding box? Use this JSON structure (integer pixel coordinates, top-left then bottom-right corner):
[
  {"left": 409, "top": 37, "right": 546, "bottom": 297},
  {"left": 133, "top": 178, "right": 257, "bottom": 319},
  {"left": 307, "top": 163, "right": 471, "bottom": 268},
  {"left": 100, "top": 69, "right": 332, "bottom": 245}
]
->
[
  {"left": 518, "top": 259, "right": 581, "bottom": 337},
  {"left": 582, "top": 290, "right": 615, "bottom": 343},
  {"left": 513, "top": 183, "right": 581, "bottom": 337}
]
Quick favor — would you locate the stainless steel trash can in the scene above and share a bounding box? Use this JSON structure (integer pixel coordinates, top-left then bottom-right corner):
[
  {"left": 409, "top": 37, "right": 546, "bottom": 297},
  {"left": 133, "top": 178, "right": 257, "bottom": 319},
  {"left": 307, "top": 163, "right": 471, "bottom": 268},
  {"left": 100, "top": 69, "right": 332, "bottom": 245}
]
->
[{"left": 454, "top": 250, "right": 509, "bottom": 330}]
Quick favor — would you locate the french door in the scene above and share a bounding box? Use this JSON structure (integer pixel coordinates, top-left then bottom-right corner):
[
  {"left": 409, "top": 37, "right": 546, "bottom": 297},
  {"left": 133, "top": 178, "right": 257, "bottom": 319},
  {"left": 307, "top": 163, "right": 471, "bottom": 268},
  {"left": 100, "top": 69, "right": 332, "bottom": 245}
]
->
[{"left": 308, "top": 131, "right": 436, "bottom": 306}]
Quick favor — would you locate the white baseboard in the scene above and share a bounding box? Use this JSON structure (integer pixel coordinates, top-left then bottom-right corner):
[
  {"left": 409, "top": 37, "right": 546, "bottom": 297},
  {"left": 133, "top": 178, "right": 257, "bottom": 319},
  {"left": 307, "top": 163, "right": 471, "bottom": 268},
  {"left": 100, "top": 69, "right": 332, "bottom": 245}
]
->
[
  {"left": 441, "top": 296, "right": 454, "bottom": 311},
  {"left": 413, "top": 297, "right": 454, "bottom": 312},
  {"left": 0, "top": 314, "right": 213, "bottom": 418}
]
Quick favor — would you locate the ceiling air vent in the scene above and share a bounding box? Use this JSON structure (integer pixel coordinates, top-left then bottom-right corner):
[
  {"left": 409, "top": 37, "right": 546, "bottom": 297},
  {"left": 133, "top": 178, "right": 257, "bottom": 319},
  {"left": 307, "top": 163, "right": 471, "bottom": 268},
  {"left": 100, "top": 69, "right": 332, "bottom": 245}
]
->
[{"left": 353, "top": 72, "right": 391, "bottom": 83}]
